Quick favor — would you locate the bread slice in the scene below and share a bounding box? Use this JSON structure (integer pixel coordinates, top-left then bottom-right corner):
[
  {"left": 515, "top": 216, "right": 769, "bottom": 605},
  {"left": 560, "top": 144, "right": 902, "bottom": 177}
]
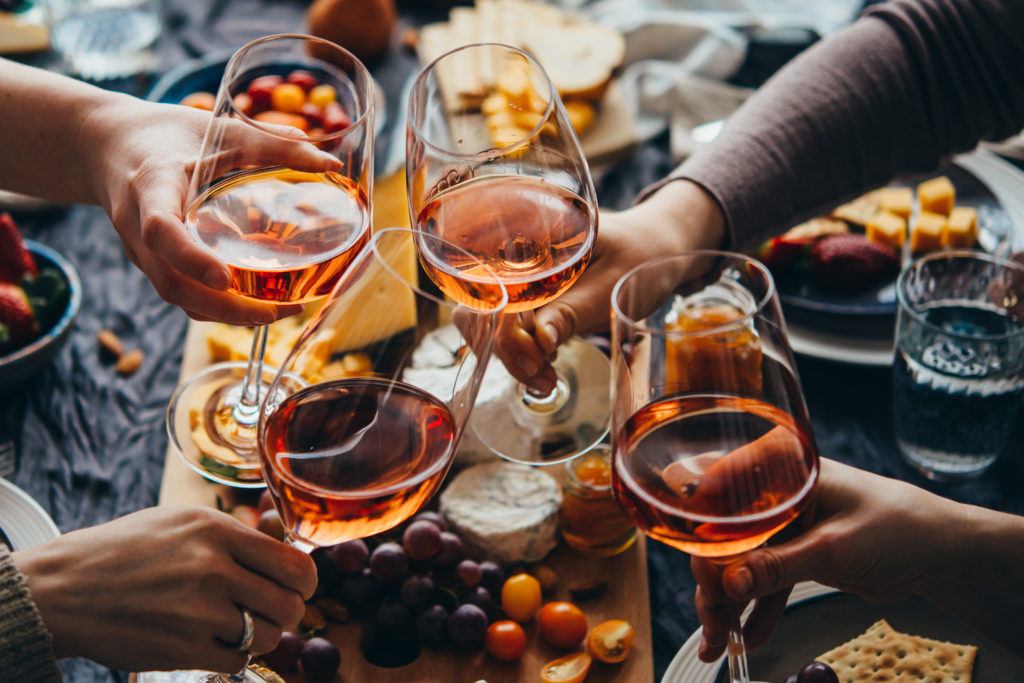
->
[
  {"left": 521, "top": 22, "right": 624, "bottom": 100},
  {"left": 0, "top": 12, "right": 49, "bottom": 54}
]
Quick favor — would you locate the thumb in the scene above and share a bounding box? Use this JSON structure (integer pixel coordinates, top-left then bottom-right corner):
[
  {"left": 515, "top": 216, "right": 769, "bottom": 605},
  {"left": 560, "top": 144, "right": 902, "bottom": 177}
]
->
[
  {"left": 533, "top": 283, "right": 610, "bottom": 356},
  {"left": 721, "top": 535, "right": 830, "bottom": 602}
]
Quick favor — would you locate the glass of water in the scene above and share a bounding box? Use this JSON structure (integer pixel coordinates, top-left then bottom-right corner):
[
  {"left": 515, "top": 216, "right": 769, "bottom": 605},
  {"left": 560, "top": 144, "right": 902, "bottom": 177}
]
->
[
  {"left": 41, "top": 0, "right": 161, "bottom": 80},
  {"left": 893, "top": 250, "right": 1024, "bottom": 479}
]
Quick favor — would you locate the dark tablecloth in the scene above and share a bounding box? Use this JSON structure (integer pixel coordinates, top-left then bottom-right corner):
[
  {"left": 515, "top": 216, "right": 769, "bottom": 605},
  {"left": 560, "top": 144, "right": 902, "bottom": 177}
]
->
[{"left": 4, "top": 2, "right": 1024, "bottom": 681}]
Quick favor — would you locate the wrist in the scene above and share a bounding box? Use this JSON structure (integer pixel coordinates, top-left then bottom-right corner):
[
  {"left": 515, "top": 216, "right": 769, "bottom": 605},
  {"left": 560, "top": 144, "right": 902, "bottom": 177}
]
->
[{"left": 636, "top": 178, "right": 727, "bottom": 253}]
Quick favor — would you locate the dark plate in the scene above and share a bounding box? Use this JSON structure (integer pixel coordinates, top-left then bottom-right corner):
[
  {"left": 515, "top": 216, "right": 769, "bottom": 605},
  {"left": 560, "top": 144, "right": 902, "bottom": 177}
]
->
[
  {"left": 777, "top": 163, "right": 1014, "bottom": 317},
  {"left": 712, "top": 589, "right": 1024, "bottom": 682},
  {"left": 145, "top": 50, "right": 386, "bottom": 133}
]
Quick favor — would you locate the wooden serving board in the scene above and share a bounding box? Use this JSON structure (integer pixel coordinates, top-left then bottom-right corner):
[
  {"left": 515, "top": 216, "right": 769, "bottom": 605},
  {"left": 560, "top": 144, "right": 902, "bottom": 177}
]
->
[{"left": 156, "top": 170, "right": 653, "bottom": 681}]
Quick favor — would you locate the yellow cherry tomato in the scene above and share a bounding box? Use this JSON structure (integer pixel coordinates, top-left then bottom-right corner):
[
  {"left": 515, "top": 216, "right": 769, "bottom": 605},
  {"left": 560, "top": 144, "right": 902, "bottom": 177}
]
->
[
  {"left": 587, "top": 619, "right": 635, "bottom": 664},
  {"left": 501, "top": 573, "right": 542, "bottom": 623},
  {"left": 270, "top": 82, "right": 306, "bottom": 113},
  {"left": 308, "top": 83, "right": 337, "bottom": 109},
  {"left": 540, "top": 652, "right": 592, "bottom": 683}
]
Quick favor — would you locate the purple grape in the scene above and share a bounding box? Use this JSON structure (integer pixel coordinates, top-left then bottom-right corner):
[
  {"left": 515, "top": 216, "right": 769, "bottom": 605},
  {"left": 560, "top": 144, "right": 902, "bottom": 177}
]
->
[
  {"left": 412, "top": 509, "right": 449, "bottom": 531},
  {"left": 259, "top": 631, "right": 303, "bottom": 673},
  {"left": 369, "top": 542, "right": 409, "bottom": 583},
  {"left": 455, "top": 559, "right": 482, "bottom": 588},
  {"left": 463, "top": 585, "right": 494, "bottom": 618},
  {"left": 375, "top": 595, "right": 414, "bottom": 634},
  {"left": 400, "top": 574, "right": 436, "bottom": 609},
  {"left": 478, "top": 560, "right": 505, "bottom": 593},
  {"left": 415, "top": 604, "right": 450, "bottom": 648},
  {"left": 430, "top": 531, "right": 465, "bottom": 569},
  {"left": 447, "top": 603, "right": 488, "bottom": 645},
  {"left": 403, "top": 520, "right": 442, "bottom": 560},
  {"left": 300, "top": 637, "right": 340, "bottom": 681},
  {"left": 798, "top": 662, "right": 839, "bottom": 683},
  {"left": 339, "top": 568, "right": 382, "bottom": 616},
  {"left": 328, "top": 539, "right": 369, "bottom": 574}
]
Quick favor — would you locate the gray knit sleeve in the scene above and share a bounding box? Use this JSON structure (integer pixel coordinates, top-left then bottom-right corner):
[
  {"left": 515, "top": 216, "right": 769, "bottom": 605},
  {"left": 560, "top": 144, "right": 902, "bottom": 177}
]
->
[{"left": 0, "top": 544, "right": 62, "bottom": 683}]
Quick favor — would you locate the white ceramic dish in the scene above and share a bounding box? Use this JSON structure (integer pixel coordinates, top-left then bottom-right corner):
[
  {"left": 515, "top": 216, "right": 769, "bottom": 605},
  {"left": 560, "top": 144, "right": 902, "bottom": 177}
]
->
[{"left": 0, "top": 477, "right": 60, "bottom": 551}]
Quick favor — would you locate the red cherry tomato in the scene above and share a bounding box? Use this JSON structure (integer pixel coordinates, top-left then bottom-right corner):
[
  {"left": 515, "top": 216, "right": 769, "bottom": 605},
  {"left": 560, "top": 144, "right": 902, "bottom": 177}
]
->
[
  {"left": 485, "top": 620, "right": 527, "bottom": 661},
  {"left": 287, "top": 69, "right": 319, "bottom": 92},
  {"left": 501, "top": 573, "right": 542, "bottom": 623},
  {"left": 540, "top": 652, "right": 592, "bottom": 683},
  {"left": 322, "top": 102, "right": 351, "bottom": 133},
  {"left": 246, "top": 74, "right": 283, "bottom": 111},
  {"left": 587, "top": 619, "right": 635, "bottom": 664},
  {"left": 538, "top": 601, "right": 588, "bottom": 649}
]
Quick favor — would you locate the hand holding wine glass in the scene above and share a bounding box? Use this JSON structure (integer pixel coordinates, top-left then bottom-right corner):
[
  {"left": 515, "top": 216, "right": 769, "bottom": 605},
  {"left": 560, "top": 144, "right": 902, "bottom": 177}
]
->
[
  {"left": 406, "top": 42, "right": 609, "bottom": 465},
  {"left": 610, "top": 251, "right": 819, "bottom": 683},
  {"left": 166, "top": 33, "right": 375, "bottom": 488}
]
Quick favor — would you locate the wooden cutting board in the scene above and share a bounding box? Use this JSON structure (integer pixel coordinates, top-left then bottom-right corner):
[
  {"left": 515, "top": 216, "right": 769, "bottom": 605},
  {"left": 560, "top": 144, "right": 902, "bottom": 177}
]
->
[{"left": 156, "top": 170, "right": 653, "bottom": 681}]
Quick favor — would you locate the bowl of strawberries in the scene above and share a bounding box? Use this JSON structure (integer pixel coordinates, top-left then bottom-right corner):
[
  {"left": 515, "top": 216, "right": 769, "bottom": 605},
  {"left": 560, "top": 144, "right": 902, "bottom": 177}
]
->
[{"left": 0, "top": 212, "right": 81, "bottom": 386}]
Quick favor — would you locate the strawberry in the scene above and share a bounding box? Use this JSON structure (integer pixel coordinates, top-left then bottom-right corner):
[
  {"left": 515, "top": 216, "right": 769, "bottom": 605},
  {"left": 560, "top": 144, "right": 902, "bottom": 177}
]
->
[
  {"left": 810, "top": 234, "right": 900, "bottom": 292},
  {"left": 0, "top": 281, "right": 38, "bottom": 347},
  {"left": 756, "top": 235, "right": 813, "bottom": 272},
  {"left": 0, "top": 212, "right": 38, "bottom": 284}
]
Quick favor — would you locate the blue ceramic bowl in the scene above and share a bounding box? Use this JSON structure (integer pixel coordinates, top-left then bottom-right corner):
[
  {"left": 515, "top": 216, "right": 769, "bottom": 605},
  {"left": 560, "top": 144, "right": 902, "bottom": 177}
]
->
[{"left": 0, "top": 240, "right": 82, "bottom": 386}]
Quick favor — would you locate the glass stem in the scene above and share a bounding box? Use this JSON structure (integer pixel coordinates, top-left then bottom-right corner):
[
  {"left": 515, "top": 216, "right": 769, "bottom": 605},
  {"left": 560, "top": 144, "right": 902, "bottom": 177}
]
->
[
  {"left": 725, "top": 601, "right": 751, "bottom": 683},
  {"left": 233, "top": 324, "right": 269, "bottom": 428}
]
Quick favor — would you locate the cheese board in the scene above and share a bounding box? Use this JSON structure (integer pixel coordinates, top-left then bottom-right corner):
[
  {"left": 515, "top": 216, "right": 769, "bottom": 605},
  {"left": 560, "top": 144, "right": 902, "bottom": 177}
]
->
[{"left": 155, "top": 171, "right": 654, "bottom": 682}]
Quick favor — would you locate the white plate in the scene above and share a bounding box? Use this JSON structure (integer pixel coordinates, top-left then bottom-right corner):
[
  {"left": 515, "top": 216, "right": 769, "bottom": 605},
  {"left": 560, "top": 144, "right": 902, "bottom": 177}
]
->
[
  {"left": 0, "top": 478, "right": 61, "bottom": 551},
  {"left": 787, "top": 320, "right": 894, "bottom": 367},
  {"left": 661, "top": 581, "right": 835, "bottom": 683}
]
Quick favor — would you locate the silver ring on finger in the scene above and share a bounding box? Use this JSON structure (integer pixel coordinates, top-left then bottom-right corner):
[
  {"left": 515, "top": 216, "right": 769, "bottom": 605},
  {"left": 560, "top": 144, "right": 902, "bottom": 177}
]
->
[{"left": 231, "top": 607, "right": 256, "bottom": 652}]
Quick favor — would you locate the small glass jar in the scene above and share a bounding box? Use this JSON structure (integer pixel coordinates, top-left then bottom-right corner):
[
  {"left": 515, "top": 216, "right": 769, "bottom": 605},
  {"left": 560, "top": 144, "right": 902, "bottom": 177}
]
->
[{"left": 560, "top": 445, "right": 637, "bottom": 557}]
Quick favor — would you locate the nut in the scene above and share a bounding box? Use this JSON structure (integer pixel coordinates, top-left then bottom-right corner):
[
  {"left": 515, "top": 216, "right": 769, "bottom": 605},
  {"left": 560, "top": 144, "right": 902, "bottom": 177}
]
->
[
  {"left": 568, "top": 577, "right": 608, "bottom": 601},
  {"left": 115, "top": 349, "right": 144, "bottom": 376},
  {"left": 300, "top": 604, "right": 327, "bottom": 634},
  {"left": 314, "top": 597, "right": 351, "bottom": 623},
  {"left": 530, "top": 564, "right": 558, "bottom": 595},
  {"left": 97, "top": 330, "right": 123, "bottom": 359}
]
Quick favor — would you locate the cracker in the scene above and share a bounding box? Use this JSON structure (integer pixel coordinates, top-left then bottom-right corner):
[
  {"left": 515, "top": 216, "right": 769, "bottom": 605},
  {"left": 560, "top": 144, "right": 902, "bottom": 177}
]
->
[{"left": 816, "top": 619, "right": 978, "bottom": 683}]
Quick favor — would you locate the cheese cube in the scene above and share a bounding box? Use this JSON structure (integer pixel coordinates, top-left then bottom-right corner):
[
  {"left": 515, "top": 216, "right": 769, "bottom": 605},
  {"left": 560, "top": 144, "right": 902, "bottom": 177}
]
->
[
  {"left": 910, "top": 211, "right": 947, "bottom": 252},
  {"left": 946, "top": 206, "right": 978, "bottom": 248},
  {"left": 866, "top": 210, "right": 907, "bottom": 250},
  {"left": 917, "top": 176, "right": 956, "bottom": 216},
  {"left": 878, "top": 187, "right": 913, "bottom": 220}
]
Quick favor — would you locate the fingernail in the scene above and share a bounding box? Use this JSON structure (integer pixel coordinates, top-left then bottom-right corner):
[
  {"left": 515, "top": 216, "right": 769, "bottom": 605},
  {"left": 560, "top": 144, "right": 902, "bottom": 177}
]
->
[
  {"left": 257, "top": 311, "right": 277, "bottom": 325},
  {"left": 318, "top": 151, "right": 342, "bottom": 169},
  {"left": 519, "top": 357, "right": 540, "bottom": 378},
  {"left": 733, "top": 566, "right": 754, "bottom": 596},
  {"left": 204, "top": 268, "right": 229, "bottom": 289},
  {"left": 543, "top": 323, "right": 561, "bottom": 348}
]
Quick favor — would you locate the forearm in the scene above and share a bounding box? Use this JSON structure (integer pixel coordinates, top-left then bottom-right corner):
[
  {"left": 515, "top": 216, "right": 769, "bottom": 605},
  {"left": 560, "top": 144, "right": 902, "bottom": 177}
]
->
[
  {"left": 921, "top": 503, "right": 1024, "bottom": 653},
  {"left": 674, "top": 0, "right": 1024, "bottom": 250},
  {"left": 0, "top": 58, "right": 131, "bottom": 204}
]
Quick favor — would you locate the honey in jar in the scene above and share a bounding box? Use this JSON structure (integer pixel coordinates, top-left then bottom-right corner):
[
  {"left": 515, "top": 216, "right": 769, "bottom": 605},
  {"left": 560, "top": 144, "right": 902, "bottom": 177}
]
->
[{"left": 560, "top": 446, "right": 637, "bottom": 557}]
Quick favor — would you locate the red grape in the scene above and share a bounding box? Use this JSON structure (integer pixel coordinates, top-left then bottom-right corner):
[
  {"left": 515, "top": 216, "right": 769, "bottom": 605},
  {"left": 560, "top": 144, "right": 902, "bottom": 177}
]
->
[
  {"left": 300, "top": 637, "right": 340, "bottom": 681},
  {"left": 416, "top": 604, "right": 449, "bottom": 648},
  {"left": 369, "top": 542, "right": 408, "bottom": 583},
  {"left": 447, "top": 603, "right": 488, "bottom": 645},
  {"left": 328, "top": 539, "right": 369, "bottom": 574},
  {"left": 430, "top": 531, "right": 464, "bottom": 568},
  {"left": 455, "top": 559, "right": 482, "bottom": 588},
  {"left": 403, "top": 520, "right": 442, "bottom": 560},
  {"left": 260, "top": 631, "right": 302, "bottom": 673}
]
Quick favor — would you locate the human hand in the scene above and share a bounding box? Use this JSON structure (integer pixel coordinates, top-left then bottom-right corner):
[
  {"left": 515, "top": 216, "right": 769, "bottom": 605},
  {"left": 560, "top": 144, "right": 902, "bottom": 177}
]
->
[
  {"left": 79, "top": 96, "right": 340, "bottom": 325},
  {"left": 14, "top": 506, "right": 316, "bottom": 673},
  {"left": 691, "top": 458, "right": 963, "bottom": 662},
  {"left": 497, "top": 179, "right": 726, "bottom": 392}
]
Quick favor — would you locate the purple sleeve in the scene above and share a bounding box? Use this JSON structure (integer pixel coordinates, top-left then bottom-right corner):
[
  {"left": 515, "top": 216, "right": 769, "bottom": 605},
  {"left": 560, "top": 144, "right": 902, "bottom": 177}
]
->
[{"left": 662, "top": 0, "right": 1024, "bottom": 250}]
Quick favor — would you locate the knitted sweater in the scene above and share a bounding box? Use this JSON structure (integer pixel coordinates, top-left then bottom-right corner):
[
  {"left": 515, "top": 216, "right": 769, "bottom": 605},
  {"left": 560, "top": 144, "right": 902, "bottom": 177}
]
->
[
  {"left": 663, "top": 0, "right": 1024, "bottom": 250},
  {"left": 0, "top": 544, "right": 61, "bottom": 682}
]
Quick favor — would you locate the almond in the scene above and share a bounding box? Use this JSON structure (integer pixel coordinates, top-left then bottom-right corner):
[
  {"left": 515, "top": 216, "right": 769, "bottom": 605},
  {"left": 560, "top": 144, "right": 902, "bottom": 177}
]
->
[
  {"left": 96, "top": 330, "right": 123, "bottom": 359},
  {"left": 115, "top": 349, "right": 144, "bottom": 376}
]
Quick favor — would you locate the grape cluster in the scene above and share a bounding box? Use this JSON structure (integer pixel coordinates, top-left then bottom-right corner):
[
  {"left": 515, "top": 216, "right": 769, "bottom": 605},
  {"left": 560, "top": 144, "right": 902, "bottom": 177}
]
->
[{"left": 262, "top": 508, "right": 513, "bottom": 673}]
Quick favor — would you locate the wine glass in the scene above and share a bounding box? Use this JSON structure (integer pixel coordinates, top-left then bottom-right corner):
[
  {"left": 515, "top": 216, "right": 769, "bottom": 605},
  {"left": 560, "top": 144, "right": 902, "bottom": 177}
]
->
[
  {"left": 406, "top": 42, "right": 609, "bottom": 465},
  {"left": 166, "top": 33, "right": 375, "bottom": 488},
  {"left": 258, "top": 227, "right": 507, "bottom": 548},
  {"left": 609, "top": 251, "right": 820, "bottom": 683}
]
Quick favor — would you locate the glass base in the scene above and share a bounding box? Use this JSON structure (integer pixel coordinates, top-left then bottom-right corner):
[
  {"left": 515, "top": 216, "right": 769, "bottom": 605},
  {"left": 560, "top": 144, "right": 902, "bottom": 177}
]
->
[
  {"left": 470, "top": 337, "right": 610, "bottom": 465},
  {"left": 166, "top": 362, "right": 305, "bottom": 488},
  {"left": 136, "top": 666, "right": 272, "bottom": 683}
]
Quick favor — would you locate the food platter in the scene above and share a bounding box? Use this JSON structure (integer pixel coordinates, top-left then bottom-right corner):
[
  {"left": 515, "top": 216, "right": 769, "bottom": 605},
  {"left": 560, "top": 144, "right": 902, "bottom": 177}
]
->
[
  {"left": 0, "top": 477, "right": 61, "bottom": 550},
  {"left": 661, "top": 581, "right": 1024, "bottom": 683},
  {"left": 775, "top": 163, "right": 1014, "bottom": 318}
]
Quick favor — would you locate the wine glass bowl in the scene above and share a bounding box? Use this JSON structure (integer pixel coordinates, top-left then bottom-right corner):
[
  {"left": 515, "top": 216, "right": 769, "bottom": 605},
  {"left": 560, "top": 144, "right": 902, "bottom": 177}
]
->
[
  {"left": 167, "top": 33, "right": 374, "bottom": 486},
  {"left": 610, "top": 251, "right": 819, "bottom": 681},
  {"left": 406, "top": 42, "right": 608, "bottom": 465},
  {"left": 258, "top": 228, "right": 507, "bottom": 552}
]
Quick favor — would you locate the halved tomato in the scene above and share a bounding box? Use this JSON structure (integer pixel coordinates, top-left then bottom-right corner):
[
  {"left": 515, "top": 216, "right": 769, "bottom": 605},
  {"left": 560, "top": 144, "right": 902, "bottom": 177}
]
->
[
  {"left": 586, "top": 619, "right": 635, "bottom": 664},
  {"left": 540, "top": 652, "right": 592, "bottom": 683}
]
